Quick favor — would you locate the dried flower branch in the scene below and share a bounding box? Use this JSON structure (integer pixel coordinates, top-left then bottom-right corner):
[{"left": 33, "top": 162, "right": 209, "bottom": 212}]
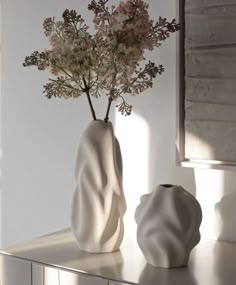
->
[
  {"left": 23, "top": 51, "right": 50, "bottom": 71},
  {"left": 116, "top": 97, "right": 132, "bottom": 116},
  {"left": 23, "top": 0, "right": 180, "bottom": 121},
  {"left": 43, "top": 77, "right": 81, "bottom": 99}
]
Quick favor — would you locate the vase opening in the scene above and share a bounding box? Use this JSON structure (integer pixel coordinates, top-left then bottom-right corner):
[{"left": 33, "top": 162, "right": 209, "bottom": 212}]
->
[{"left": 161, "top": 184, "right": 174, "bottom": 188}]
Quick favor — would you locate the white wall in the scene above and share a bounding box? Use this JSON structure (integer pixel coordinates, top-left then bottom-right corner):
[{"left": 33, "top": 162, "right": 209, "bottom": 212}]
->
[
  {"left": 1, "top": 0, "right": 236, "bottom": 247},
  {"left": 1, "top": 0, "right": 111, "bottom": 246}
]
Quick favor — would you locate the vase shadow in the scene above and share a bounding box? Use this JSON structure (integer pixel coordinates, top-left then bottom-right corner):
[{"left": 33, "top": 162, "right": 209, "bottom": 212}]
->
[{"left": 215, "top": 190, "right": 236, "bottom": 242}]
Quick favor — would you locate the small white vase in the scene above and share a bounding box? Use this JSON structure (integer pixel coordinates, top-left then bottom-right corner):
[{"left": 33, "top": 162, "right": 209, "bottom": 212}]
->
[
  {"left": 71, "top": 120, "right": 126, "bottom": 253},
  {"left": 135, "top": 184, "right": 202, "bottom": 268}
]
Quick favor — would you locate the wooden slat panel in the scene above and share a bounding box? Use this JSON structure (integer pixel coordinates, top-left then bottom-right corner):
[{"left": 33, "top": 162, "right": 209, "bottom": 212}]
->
[
  {"left": 185, "top": 13, "right": 236, "bottom": 48},
  {"left": 186, "top": 0, "right": 236, "bottom": 10},
  {"left": 185, "top": 120, "right": 236, "bottom": 161},
  {"left": 184, "top": 0, "right": 236, "bottom": 163},
  {"left": 185, "top": 101, "right": 236, "bottom": 121},
  {"left": 185, "top": 47, "right": 236, "bottom": 78},
  {"left": 186, "top": 5, "right": 236, "bottom": 15},
  {"left": 185, "top": 78, "right": 236, "bottom": 105}
]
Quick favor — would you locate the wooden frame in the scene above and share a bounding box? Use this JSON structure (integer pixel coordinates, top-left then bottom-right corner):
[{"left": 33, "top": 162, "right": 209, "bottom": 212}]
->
[{"left": 176, "top": 0, "right": 236, "bottom": 170}]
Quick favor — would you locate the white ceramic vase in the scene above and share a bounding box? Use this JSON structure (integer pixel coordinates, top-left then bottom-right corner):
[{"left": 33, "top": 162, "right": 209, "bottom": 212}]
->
[
  {"left": 71, "top": 120, "right": 126, "bottom": 253},
  {"left": 135, "top": 184, "right": 202, "bottom": 268}
]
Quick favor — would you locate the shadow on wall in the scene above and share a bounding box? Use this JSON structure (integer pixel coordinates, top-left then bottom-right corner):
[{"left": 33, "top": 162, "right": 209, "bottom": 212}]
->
[
  {"left": 185, "top": 128, "right": 236, "bottom": 242},
  {"left": 187, "top": 117, "right": 236, "bottom": 242},
  {"left": 215, "top": 172, "right": 236, "bottom": 243}
]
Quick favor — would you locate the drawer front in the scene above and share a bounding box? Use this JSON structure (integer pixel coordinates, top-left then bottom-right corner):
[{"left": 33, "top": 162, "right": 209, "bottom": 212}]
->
[
  {"left": 33, "top": 263, "right": 108, "bottom": 285},
  {"left": 0, "top": 254, "right": 31, "bottom": 285},
  {"left": 60, "top": 270, "right": 108, "bottom": 285},
  {"left": 32, "top": 264, "right": 56, "bottom": 285}
]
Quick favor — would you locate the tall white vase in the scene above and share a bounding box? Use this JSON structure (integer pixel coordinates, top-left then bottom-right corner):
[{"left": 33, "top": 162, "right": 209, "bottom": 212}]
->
[{"left": 71, "top": 120, "right": 126, "bottom": 253}]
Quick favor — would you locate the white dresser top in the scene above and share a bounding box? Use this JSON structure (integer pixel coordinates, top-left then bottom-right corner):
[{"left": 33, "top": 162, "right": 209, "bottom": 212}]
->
[{"left": 1, "top": 229, "right": 236, "bottom": 285}]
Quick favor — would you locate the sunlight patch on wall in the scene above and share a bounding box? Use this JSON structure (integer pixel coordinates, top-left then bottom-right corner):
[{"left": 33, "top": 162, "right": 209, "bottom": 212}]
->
[
  {"left": 185, "top": 131, "right": 215, "bottom": 162},
  {"left": 115, "top": 112, "right": 150, "bottom": 245}
]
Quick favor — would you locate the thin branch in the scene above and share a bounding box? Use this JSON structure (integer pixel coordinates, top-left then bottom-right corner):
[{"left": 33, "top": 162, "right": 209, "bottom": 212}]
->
[
  {"left": 116, "top": 95, "right": 132, "bottom": 116},
  {"left": 53, "top": 64, "right": 84, "bottom": 89},
  {"left": 52, "top": 21, "right": 64, "bottom": 40},
  {"left": 50, "top": 79, "right": 80, "bottom": 91},
  {"left": 82, "top": 76, "right": 97, "bottom": 120},
  {"left": 85, "top": 91, "right": 97, "bottom": 120},
  {"left": 103, "top": 60, "right": 117, "bottom": 122},
  {"left": 53, "top": 64, "right": 74, "bottom": 79},
  {"left": 104, "top": 96, "right": 113, "bottom": 122},
  {"left": 72, "top": 21, "right": 79, "bottom": 35}
]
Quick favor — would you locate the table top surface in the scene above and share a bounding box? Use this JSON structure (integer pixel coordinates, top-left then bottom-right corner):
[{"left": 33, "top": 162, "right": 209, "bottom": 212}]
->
[{"left": 1, "top": 229, "right": 236, "bottom": 285}]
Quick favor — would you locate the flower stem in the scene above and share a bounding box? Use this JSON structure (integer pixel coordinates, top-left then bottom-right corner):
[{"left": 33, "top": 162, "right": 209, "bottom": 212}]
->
[
  {"left": 82, "top": 76, "right": 97, "bottom": 121},
  {"left": 85, "top": 90, "right": 97, "bottom": 121},
  {"left": 104, "top": 96, "right": 113, "bottom": 123}
]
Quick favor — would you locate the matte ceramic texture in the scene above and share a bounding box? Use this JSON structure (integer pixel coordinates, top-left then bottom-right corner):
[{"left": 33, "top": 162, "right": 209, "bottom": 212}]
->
[
  {"left": 71, "top": 120, "right": 126, "bottom": 253},
  {"left": 135, "top": 184, "right": 202, "bottom": 268}
]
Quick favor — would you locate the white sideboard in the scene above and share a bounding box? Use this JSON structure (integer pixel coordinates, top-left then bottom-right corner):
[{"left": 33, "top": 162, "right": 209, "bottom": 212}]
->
[{"left": 1, "top": 229, "right": 236, "bottom": 285}]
